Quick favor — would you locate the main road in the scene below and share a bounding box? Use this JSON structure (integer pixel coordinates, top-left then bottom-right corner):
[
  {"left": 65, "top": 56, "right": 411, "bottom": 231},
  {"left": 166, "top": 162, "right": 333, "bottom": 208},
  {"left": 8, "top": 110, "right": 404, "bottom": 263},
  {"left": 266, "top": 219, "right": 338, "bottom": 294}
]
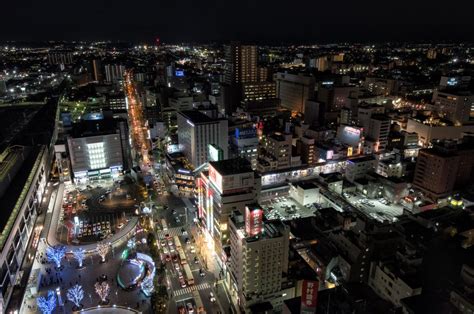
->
[{"left": 124, "top": 74, "right": 230, "bottom": 313}]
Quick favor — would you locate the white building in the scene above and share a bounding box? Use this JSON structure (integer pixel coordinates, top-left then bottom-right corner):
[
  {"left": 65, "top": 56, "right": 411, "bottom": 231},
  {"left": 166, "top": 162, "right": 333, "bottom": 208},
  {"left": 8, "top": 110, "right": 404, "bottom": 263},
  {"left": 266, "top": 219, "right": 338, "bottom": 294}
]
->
[
  {"left": 230, "top": 127, "right": 259, "bottom": 170},
  {"left": 66, "top": 118, "right": 130, "bottom": 183},
  {"left": 197, "top": 158, "right": 260, "bottom": 258},
  {"left": 369, "top": 261, "right": 422, "bottom": 307},
  {"left": 228, "top": 209, "right": 292, "bottom": 312},
  {"left": 289, "top": 182, "right": 319, "bottom": 206},
  {"left": 345, "top": 156, "right": 376, "bottom": 183},
  {"left": 177, "top": 110, "right": 228, "bottom": 168},
  {"left": 432, "top": 90, "right": 474, "bottom": 125}
]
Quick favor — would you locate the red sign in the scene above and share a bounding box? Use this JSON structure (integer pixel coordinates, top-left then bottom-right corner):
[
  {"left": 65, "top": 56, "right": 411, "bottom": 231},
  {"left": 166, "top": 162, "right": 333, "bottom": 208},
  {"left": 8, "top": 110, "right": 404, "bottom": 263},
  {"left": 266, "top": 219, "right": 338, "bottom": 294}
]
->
[
  {"left": 301, "top": 280, "right": 318, "bottom": 313},
  {"left": 245, "top": 206, "right": 263, "bottom": 236}
]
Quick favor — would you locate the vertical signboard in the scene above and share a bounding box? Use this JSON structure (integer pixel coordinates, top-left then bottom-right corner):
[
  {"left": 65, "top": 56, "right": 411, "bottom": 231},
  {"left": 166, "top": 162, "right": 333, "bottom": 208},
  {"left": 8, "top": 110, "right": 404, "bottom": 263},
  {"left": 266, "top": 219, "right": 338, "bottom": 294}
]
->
[
  {"left": 245, "top": 205, "right": 263, "bottom": 237},
  {"left": 300, "top": 280, "right": 318, "bottom": 314}
]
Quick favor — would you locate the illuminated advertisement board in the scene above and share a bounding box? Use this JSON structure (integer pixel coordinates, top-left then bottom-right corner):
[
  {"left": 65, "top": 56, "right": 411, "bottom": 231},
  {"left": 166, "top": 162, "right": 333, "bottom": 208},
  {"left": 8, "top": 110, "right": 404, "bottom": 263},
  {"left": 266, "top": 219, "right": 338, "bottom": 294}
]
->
[
  {"left": 245, "top": 205, "right": 263, "bottom": 237},
  {"left": 208, "top": 144, "right": 223, "bottom": 162},
  {"left": 337, "top": 125, "right": 362, "bottom": 147},
  {"left": 208, "top": 165, "right": 222, "bottom": 193},
  {"left": 175, "top": 70, "right": 185, "bottom": 77},
  {"left": 301, "top": 280, "right": 319, "bottom": 314}
]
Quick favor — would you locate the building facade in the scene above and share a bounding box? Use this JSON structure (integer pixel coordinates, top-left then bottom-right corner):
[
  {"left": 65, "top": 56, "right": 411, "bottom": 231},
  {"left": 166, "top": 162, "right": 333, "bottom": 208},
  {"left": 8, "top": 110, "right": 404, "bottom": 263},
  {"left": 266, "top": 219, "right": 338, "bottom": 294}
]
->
[{"left": 177, "top": 110, "right": 228, "bottom": 168}]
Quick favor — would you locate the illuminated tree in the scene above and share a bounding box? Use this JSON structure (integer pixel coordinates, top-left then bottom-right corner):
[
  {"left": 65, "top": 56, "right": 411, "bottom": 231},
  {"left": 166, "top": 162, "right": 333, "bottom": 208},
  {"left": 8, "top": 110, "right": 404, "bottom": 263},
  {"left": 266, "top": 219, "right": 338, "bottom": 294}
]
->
[
  {"left": 67, "top": 284, "right": 84, "bottom": 309},
  {"left": 37, "top": 290, "right": 56, "bottom": 314},
  {"left": 94, "top": 281, "right": 110, "bottom": 304},
  {"left": 127, "top": 238, "right": 136, "bottom": 250},
  {"left": 46, "top": 245, "right": 66, "bottom": 268},
  {"left": 141, "top": 275, "right": 154, "bottom": 296},
  {"left": 96, "top": 242, "right": 110, "bottom": 263},
  {"left": 73, "top": 248, "right": 86, "bottom": 268}
]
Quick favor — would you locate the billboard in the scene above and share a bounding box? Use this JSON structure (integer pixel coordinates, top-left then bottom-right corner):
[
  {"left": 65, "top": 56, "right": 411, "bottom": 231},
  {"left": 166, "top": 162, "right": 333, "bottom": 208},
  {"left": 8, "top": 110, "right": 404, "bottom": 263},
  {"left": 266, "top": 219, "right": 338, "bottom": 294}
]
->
[
  {"left": 175, "top": 70, "right": 185, "bottom": 77},
  {"left": 337, "top": 125, "right": 362, "bottom": 147},
  {"left": 208, "top": 144, "right": 223, "bottom": 162},
  {"left": 300, "top": 280, "right": 318, "bottom": 314},
  {"left": 245, "top": 205, "right": 263, "bottom": 237},
  {"left": 208, "top": 165, "right": 222, "bottom": 193}
]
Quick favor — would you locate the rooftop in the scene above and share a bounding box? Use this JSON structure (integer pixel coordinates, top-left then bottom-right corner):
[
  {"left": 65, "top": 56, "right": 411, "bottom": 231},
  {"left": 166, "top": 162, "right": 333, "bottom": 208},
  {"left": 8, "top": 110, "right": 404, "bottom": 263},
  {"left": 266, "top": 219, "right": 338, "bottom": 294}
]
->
[
  {"left": 209, "top": 157, "right": 253, "bottom": 176},
  {"left": 179, "top": 110, "right": 217, "bottom": 124}
]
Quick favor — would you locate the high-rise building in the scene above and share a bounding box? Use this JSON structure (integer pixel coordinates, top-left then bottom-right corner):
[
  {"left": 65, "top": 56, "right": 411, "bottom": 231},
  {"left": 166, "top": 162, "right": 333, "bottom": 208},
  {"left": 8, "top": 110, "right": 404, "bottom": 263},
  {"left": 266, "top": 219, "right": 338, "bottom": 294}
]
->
[
  {"left": 197, "top": 158, "right": 261, "bottom": 258},
  {"left": 48, "top": 51, "right": 74, "bottom": 65},
  {"left": 91, "top": 59, "right": 103, "bottom": 82},
  {"left": 224, "top": 44, "right": 258, "bottom": 85},
  {"left": 304, "top": 99, "right": 323, "bottom": 126},
  {"left": 177, "top": 110, "right": 228, "bottom": 168},
  {"left": 296, "top": 136, "right": 316, "bottom": 166},
  {"left": 104, "top": 64, "right": 126, "bottom": 83},
  {"left": 413, "top": 138, "right": 474, "bottom": 200},
  {"left": 228, "top": 209, "right": 290, "bottom": 312},
  {"left": 274, "top": 73, "right": 315, "bottom": 113},
  {"left": 365, "top": 114, "right": 390, "bottom": 153},
  {"left": 230, "top": 127, "right": 259, "bottom": 170}
]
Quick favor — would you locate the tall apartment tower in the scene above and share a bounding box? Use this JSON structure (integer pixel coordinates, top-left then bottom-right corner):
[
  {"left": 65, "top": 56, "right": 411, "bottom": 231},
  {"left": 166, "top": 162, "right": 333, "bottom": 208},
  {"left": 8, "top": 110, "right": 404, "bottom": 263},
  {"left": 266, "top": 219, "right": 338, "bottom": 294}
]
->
[
  {"left": 228, "top": 208, "right": 290, "bottom": 312},
  {"left": 224, "top": 43, "right": 258, "bottom": 85}
]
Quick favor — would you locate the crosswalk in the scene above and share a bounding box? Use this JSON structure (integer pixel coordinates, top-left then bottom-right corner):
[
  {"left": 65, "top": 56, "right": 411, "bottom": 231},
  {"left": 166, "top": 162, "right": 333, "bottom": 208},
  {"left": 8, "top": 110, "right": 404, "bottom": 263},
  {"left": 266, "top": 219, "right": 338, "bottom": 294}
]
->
[
  {"left": 156, "top": 227, "right": 185, "bottom": 239},
  {"left": 174, "top": 282, "right": 210, "bottom": 297}
]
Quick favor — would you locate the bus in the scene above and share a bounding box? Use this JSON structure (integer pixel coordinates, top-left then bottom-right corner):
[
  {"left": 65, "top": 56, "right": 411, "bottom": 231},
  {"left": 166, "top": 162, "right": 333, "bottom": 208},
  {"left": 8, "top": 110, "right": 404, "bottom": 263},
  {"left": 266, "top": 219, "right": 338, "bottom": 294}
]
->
[
  {"left": 161, "top": 219, "right": 168, "bottom": 231},
  {"left": 183, "top": 264, "right": 194, "bottom": 285},
  {"left": 177, "top": 247, "right": 187, "bottom": 264},
  {"left": 192, "top": 290, "right": 206, "bottom": 313},
  {"left": 173, "top": 236, "right": 182, "bottom": 248}
]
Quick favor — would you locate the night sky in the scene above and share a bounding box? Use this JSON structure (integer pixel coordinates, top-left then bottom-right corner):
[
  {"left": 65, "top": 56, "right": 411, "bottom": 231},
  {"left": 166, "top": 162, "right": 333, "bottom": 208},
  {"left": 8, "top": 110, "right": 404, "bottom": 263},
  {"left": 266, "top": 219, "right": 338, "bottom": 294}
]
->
[{"left": 2, "top": 0, "right": 474, "bottom": 43}]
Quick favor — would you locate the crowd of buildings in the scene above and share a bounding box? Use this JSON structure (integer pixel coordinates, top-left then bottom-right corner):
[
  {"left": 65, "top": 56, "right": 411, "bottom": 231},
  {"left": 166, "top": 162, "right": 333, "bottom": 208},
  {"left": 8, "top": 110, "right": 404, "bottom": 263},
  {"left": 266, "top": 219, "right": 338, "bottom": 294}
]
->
[{"left": 0, "top": 41, "right": 473, "bottom": 313}]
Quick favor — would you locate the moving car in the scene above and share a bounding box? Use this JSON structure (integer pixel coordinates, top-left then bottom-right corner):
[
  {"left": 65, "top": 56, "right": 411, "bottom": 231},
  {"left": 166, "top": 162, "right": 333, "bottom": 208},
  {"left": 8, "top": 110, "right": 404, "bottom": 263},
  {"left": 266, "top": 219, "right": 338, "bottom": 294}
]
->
[{"left": 209, "top": 292, "right": 216, "bottom": 303}]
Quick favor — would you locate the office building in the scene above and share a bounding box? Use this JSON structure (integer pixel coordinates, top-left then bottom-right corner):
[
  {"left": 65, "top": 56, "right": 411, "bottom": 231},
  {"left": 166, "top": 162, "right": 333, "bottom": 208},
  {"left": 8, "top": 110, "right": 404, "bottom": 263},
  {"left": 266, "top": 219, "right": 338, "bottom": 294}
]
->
[
  {"left": 67, "top": 117, "right": 131, "bottom": 183},
  {"left": 317, "top": 84, "right": 359, "bottom": 112},
  {"left": 230, "top": 127, "right": 259, "bottom": 170},
  {"left": 368, "top": 261, "right": 422, "bottom": 307},
  {"left": 228, "top": 209, "right": 290, "bottom": 312},
  {"left": 106, "top": 92, "right": 126, "bottom": 110},
  {"left": 345, "top": 155, "right": 376, "bottom": 183},
  {"left": 296, "top": 136, "right": 316, "bottom": 166},
  {"left": 177, "top": 110, "right": 228, "bottom": 168},
  {"left": 432, "top": 90, "right": 474, "bottom": 126},
  {"left": 258, "top": 132, "right": 293, "bottom": 172},
  {"left": 304, "top": 99, "right": 323, "bottom": 126},
  {"left": 275, "top": 73, "right": 315, "bottom": 113},
  {"left": 413, "top": 138, "right": 474, "bottom": 200},
  {"left": 365, "top": 114, "right": 390, "bottom": 153},
  {"left": 197, "top": 158, "right": 261, "bottom": 258}
]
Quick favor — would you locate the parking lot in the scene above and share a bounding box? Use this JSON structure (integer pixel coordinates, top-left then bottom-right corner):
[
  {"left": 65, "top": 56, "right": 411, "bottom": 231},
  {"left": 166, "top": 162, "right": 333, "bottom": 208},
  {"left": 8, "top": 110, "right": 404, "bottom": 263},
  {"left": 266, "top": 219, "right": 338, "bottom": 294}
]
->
[
  {"left": 261, "top": 196, "right": 317, "bottom": 221},
  {"left": 343, "top": 192, "right": 404, "bottom": 222}
]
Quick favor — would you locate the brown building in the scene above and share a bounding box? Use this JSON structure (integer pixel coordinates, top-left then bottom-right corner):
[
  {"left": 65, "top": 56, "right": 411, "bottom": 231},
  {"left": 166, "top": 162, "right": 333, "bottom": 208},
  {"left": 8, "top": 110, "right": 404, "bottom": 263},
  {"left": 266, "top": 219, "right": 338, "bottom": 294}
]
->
[{"left": 413, "top": 137, "right": 474, "bottom": 200}]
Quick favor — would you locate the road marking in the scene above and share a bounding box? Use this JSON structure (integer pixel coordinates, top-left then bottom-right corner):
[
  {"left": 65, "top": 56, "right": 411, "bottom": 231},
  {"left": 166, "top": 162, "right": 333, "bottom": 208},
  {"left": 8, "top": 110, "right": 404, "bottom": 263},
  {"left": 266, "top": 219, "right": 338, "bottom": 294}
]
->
[{"left": 174, "top": 282, "right": 211, "bottom": 297}]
